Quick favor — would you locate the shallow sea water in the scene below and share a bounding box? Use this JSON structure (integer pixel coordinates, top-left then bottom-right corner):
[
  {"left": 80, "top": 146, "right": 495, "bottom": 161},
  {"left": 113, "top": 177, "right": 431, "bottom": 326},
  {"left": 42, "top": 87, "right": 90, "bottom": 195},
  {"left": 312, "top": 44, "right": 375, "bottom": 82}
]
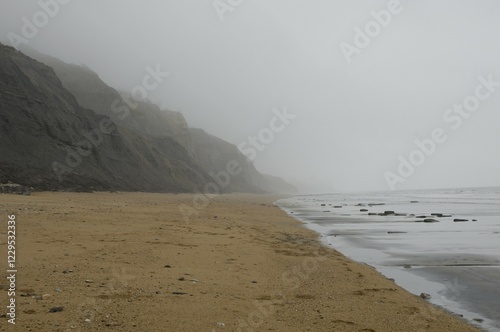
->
[{"left": 277, "top": 187, "right": 500, "bottom": 331}]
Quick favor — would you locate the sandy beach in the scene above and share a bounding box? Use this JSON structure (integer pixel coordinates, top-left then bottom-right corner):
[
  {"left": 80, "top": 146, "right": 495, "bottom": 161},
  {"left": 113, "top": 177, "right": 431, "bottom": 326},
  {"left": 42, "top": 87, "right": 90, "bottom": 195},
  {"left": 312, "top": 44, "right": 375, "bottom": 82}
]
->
[{"left": 0, "top": 192, "right": 480, "bottom": 331}]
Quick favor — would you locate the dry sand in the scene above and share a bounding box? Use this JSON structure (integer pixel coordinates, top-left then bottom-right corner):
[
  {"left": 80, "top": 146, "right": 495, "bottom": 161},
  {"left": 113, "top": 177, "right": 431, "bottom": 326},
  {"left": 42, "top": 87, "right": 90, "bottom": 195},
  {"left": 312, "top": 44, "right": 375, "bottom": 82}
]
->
[{"left": 0, "top": 192, "right": 480, "bottom": 331}]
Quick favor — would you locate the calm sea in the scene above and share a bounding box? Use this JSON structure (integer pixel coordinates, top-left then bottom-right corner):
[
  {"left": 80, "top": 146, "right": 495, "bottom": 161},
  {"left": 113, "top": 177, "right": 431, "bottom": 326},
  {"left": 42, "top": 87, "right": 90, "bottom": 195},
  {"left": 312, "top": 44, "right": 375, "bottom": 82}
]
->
[{"left": 277, "top": 187, "right": 500, "bottom": 331}]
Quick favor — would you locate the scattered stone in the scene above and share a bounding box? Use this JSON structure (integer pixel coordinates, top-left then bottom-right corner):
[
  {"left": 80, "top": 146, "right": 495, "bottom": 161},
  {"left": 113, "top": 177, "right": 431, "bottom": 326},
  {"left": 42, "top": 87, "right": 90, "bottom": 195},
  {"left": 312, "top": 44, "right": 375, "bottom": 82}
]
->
[
  {"left": 320, "top": 204, "right": 326, "bottom": 206},
  {"left": 430, "top": 213, "right": 452, "bottom": 218},
  {"left": 84, "top": 319, "right": 92, "bottom": 323},
  {"left": 473, "top": 318, "right": 484, "bottom": 323},
  {"left": 216, "top": 322, "right": 226, "bottom": 327},
  {"left": 472, "top": 219, "right": 477, "bottom": 222},
  {"left": 395, "top": 213, "right": 407, "bottom": 216},
  {"left": 423, "top": 219, "right": 439, "bottom": 223},
  {"left": 379, "top": 211, "right": 400, "bottom": 216},
  {"left": 85, "top": 279, "right": 94, "bottom": 284},
  {"left": 454, "top": 219, "right": 468, "bottom": 222},
  {"left": 63, "top": 269, "right": 73, "bottom": 274},
  {"left": 360, "top": 209, "right": 368, "bottom": 212},
  {"left": 388, "top": 231, "right": 407, "bottom": 234},
  {"left": 164, "top": 265, "right": 172, "bottom": 268},
  {"left": 420, "top": 293, "right": 431, "bottom": 300},
  {"left": 24, "top": 309, "right": 36, "bottom": 314},
  {"left": 368, "top": 203, "right": 385, "bottom": 206},
  {"left": 251, "top": 281, "right": 258, "bottom": 284},
  {"left": 172, "top": 292, "right": 188, "bottom": 295},
  {"left": 403, "top": 265, "right": 412, "bottom": 269},
  {"left": 55, "top": 288, "right": 62, "bottom": 293},
  {"left": 178, "top": 276, "right": 185, "bottom": 281},
  {"left": 334, "top": 206, "right": 343, "bottom": 208},
  {"left": 416, "top": 215, "right": 427, "bottom": 218},
  {"left": 410, "top": 201, "right": 419, "bottom": 203},
  {"left": 49, "top": 307, "right": 64, "bottom": 313},
  {"left": 42, "top": 294, "right": 52, "bottom": 300},
  {"left": 368, "top": 213, "right": 378, "bottom": 216},
  {"left": 0, "top": 183, "right": 33, "bottom": 195}
]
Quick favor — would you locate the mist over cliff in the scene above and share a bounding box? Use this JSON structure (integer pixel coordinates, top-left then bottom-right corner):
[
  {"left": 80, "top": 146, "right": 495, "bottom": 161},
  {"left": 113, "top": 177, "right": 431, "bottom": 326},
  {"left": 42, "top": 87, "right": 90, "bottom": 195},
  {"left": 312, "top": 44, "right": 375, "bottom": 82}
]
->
[
  {"left": 1, "top": 1, "right": 500, "bottom": 192},
  {"left": 0, "top": 43, "right": 297, "bottom": 194}
]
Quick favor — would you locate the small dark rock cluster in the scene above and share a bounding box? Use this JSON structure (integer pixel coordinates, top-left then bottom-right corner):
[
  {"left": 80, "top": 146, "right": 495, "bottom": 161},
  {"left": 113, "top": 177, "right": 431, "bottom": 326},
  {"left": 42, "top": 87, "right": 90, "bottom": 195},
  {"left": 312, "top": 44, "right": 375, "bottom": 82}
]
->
[{"left": 0, "top": 183, "right": 33, "bottom": 195}]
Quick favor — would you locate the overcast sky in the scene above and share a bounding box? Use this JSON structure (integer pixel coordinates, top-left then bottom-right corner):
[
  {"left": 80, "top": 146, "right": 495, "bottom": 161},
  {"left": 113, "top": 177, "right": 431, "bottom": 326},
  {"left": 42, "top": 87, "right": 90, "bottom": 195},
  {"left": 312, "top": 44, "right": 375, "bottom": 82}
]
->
[{"left": 1, "top": 0, "right": 499, "bottom": 193}]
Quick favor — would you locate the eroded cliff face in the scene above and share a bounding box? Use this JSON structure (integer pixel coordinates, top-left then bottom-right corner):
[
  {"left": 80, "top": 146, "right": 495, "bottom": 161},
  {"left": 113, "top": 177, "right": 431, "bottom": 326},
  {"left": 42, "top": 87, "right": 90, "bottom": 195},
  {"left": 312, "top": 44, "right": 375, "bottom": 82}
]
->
[
  {"left": 188, "top": 128, "right": 297, "bottom": 194},
  {"left": 20, "top": 46, "right": 194, "bottom": 155},
  {"left": 0, "top": 43, "right": 207, "bottom": 192},
  {"left": 188, "top": 128, "right": 265, "bottom": 193},
  {"left": 119, "top": 93, "right": 195, "bottom": 157},
  {"left": 2, "top": 44, "right": 296, "bottom": 194}
]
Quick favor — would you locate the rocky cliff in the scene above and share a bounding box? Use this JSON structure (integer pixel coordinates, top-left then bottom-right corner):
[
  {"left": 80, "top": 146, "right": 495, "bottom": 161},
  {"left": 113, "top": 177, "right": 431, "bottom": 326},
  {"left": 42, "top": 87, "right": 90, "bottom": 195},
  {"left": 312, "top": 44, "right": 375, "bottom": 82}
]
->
[
  {"left": 19, "top": 47, "right": 195, "bottom": 155},
  {"left": 0, "top": 44, "right": 207, "bottom": 192},
  {"left": 1, "top": 44, "right": 297, "bottom": 194}
]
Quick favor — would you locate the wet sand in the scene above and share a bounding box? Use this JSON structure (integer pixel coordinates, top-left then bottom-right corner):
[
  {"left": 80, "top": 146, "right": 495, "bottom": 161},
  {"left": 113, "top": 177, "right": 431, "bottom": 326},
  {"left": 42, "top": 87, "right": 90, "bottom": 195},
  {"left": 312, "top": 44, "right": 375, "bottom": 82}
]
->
[
  {"left": 277, "top": 191, "right": 500, "bottom": 330},
  {"left": 0, "top": 192, "right": 480, "bottom": 331}
]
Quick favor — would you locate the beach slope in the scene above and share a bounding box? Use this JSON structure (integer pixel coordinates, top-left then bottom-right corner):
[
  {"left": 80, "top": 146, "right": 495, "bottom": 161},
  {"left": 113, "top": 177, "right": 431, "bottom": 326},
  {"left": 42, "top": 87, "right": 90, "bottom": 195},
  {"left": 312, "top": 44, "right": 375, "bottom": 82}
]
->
[{"left": 0, "top": 192, "right": 479, "bottom": 331}]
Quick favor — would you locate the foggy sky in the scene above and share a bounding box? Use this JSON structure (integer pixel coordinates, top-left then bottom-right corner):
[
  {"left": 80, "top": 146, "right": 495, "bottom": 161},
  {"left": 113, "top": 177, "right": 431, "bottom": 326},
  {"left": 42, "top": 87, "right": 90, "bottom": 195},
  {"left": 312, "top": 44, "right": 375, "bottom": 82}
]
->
[{"left": 1, "top": 0, "right": 499, "bottom": 193}]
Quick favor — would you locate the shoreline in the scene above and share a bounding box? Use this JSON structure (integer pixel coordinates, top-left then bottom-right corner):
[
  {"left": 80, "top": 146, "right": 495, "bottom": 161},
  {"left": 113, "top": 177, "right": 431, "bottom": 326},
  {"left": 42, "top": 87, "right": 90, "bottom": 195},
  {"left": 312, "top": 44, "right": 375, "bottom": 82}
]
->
[
  {"left": 0, "top": 192, "right": 480, "bottom": 331},
  {"left": 277, "top": 190, "right": 500, "bottom": 331}
]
